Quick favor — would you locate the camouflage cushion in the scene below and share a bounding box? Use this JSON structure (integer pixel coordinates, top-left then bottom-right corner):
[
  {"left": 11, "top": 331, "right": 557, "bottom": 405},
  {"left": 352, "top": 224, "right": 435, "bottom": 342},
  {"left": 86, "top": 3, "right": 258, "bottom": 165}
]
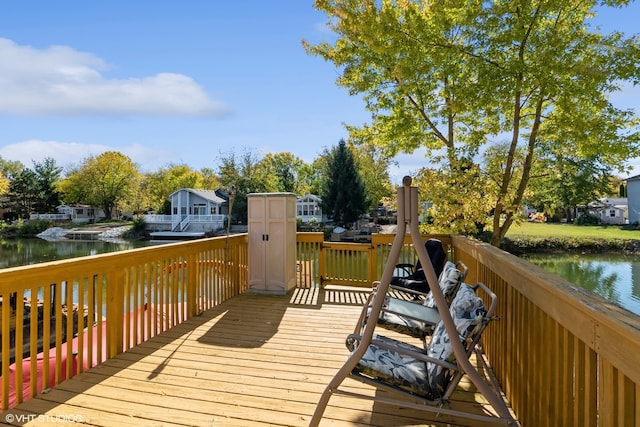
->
[
  {"left": 355, "top": 284, "right": 486, "bottom": 399},
  {"left": 374, "top": 261, "right": 465, "bottom": 338},
  {"left": 423, "top": 261, "right": 465, "bottom": 307}
]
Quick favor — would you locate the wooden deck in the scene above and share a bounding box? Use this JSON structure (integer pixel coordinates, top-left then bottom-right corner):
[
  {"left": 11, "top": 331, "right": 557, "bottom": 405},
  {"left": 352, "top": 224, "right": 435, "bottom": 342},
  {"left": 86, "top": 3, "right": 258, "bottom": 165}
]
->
[{"left": 1, "top": 287, "right": 515, "bottom": 426}]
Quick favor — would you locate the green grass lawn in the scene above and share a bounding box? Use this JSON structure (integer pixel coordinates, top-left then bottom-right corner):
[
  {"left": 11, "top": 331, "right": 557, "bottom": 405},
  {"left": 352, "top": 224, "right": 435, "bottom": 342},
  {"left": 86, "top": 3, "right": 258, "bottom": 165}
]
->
[{"left": 506, "top": 221, "right": 640, "bottom": 240}]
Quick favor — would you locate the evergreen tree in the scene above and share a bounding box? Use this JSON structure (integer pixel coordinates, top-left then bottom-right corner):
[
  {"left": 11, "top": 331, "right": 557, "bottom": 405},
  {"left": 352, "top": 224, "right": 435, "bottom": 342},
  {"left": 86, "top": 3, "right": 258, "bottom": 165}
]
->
[
  {"left": 32, "top": 157, "right": 62, "bottom": 213},
  {"left": 321, "top": 139, "right": 366, "bottom": 227},
  {"left": 7, "top": 168, "right": 38, "bottom": 218}
]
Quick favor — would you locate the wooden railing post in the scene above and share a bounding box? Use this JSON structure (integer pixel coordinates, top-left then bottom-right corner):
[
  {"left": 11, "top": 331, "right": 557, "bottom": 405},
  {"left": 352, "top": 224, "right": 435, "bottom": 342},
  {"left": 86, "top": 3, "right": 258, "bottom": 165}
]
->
[
  {"left": 234, "top": 237, "right": 244, "bottom": 294},
  {"left": 106, "top": 268, "right": 124, "bottom": 359},
  {"left": 186, "top": 252, "right": 198, "bottom": 317},
  {"left": 368, "top": 235, "right": 380, "bottom": 285},
  {"left": 318, "top": 240, "right": 326, "bottom": 287}
]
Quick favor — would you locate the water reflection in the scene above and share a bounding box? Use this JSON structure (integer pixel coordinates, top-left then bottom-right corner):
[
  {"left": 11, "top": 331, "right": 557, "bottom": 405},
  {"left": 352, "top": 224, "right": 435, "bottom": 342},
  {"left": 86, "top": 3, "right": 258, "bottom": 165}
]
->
[
  {"left": 523, "top": 253, "right": 640, "bottom": 316},
  {"left": 0, "top": 238, "right": 152, "bottom": 269}
]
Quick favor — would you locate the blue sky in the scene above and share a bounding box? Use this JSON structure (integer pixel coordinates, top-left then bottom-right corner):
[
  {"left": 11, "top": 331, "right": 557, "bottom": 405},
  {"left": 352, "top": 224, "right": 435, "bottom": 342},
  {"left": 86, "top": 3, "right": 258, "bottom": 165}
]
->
[{"left": 0, "top": 1, "right": 638, "bottom": 185}]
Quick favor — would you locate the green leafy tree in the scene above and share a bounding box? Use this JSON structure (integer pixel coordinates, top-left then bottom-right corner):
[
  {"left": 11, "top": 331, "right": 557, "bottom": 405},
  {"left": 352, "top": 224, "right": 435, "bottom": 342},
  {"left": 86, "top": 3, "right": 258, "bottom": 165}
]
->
[
  {"left": 306, "top": 0, "right": 640, "bottom": 246},
  {"left": 217, "top": 148, "right": 278, "bottom": 223},
  {"left": 321, "top": 139, "right": 367, "bottom": 227},
  {"left": 351, "top": 142, "right": 394, "bottom": 211},
  {"left": 145, "top": 163, "right": 205, "bottom": 213},
  {"left": 0, "top": 157, "right": 25, "bottom": 181},
  {"left": 416, "top": 160, "right": 491, "bottom": 234},
  {"left": 58, "top": 151, "right": 140, "bottom": 220},
  {"left": 526, "top": 150, "right": 617, "bottom": 221},
  {"left": 199, "top": 167, "right": 222, "bottom": 191},
  {"left": 259, "top": 152, "right": 307, "bottom": 193},
  {"left": 0, "top": 158, "right": 24, "bottom": 215},
  {"left": 298, "top": 156, "right": 331, "bottom": 197},
  {"left": 0, "top": 171, "right": 9, "bottom": 198}
]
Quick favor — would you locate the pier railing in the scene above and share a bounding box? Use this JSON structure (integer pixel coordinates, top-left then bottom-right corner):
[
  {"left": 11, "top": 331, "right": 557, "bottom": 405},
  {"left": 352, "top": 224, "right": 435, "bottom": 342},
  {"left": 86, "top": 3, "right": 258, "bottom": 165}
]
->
[{"left": 2, "top": 232, "right": 640, "bottom": 426}]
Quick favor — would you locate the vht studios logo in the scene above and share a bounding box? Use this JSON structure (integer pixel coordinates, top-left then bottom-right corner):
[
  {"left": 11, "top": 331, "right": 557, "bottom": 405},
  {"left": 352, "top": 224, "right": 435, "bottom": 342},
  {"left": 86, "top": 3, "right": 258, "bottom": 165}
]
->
[{"left": 4, "top": 413, "right": 84, "bottom": 423}]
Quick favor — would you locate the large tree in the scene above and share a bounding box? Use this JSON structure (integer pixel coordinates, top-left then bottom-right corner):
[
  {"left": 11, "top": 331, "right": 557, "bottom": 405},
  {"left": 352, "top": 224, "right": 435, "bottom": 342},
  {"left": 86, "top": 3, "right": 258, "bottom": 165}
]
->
[
  {"left": 321, "top": 139, "right": 367, "bottom": 227},
  {"left": 144, "top": 163, "right": 205, "bottom": 213},
  {"left": 59, "top": 151, "right": 140, "bottom": 220},
  {"left": 306, "top": 0, "right": 640, "bottom": 246},
  {"left": 351, "top": 142, "right": 394, "bottom": 211},
  {"left": 259, "top": 152, "right": 307, "bottom": 193},
  {"left": 217, "top": 148, "right": 278, "bottom": 223},
  {"left": 32, "top": 157, "right": 63, "bottom": 213},
  {"left": 0, "top": 172, "right": 8, "bottom": 198},
  {"left": 526, "top": 147, "right": 617, "bottom": 221},
  {"left": 7, "top": 168, "right": 38, "bottom": 218},
  {"left": 0, "top": 157, "right": 24, "bottom": 212}
]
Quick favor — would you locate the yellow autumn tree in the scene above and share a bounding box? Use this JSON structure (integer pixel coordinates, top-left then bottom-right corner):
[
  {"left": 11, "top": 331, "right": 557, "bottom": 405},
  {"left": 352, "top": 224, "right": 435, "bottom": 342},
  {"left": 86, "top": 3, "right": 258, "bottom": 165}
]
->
[{"left": 58, "top": 151, "right": 140, "bottom": 220}]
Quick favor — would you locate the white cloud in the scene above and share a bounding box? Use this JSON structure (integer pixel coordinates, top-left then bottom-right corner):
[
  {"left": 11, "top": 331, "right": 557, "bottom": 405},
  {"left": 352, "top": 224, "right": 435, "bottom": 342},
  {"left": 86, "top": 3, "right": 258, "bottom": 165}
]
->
[
  {"left": 0, "top": 38, "right": 228, "bottom": 116},
  {"left": 0, "top": 140, "right": 173, "bottom": 171}
]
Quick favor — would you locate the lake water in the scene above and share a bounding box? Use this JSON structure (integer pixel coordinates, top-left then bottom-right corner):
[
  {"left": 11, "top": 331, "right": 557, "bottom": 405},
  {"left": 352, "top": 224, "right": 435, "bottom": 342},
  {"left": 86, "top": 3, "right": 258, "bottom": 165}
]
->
[
  {"left": 523, "top": 253, "right": 640, "bottom": 316},
  {"left": 0, "top": 237, "right": 154, "bottom": 270}
]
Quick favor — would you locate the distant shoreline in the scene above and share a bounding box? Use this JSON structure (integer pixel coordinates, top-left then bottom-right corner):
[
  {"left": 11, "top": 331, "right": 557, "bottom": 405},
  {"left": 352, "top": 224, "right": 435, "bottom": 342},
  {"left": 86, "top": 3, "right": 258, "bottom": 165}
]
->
[{"left": 500, "top": 236, "right": 640, "bottom": 256}]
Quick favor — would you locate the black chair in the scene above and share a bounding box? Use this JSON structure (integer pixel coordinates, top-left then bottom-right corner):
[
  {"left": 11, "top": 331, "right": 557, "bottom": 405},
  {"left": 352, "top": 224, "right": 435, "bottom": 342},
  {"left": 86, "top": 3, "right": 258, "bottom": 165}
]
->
[{"left": 390, "top": 238, "right": 447, "bottom": 293}]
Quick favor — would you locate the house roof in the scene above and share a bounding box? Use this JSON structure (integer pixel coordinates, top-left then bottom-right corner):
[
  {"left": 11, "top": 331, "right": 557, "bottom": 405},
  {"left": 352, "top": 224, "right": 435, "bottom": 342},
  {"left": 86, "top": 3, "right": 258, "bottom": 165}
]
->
[
  {"left": 297, "top": 194, "right": 321, "bottom": 203},
  {"left": 588, "top": 197, "right": 628, "bottom": 209},
  {"left": 169, "top": 188, "right": 226, "bottom": 204},
  {"left": 626, "top": 174, "right": 640, "bottom": 182}
]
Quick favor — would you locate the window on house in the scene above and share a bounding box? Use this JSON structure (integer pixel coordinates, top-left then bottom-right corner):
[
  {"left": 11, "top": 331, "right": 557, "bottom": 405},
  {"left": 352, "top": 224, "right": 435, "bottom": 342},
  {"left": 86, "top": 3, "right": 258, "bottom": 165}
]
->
[
  {"left": 609, "top": 210, "right": 616, "bottom": 217},
  {"left": 193, "top": 204, "right": 205, "bottom": 215}
]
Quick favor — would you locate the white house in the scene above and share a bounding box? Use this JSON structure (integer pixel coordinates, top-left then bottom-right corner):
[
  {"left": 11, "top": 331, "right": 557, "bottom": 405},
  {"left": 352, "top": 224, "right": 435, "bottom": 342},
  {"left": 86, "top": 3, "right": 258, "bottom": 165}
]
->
[
  {"left": 143, "top": 188, "right": 228, "bottom": 234},
  {"left": 627, "top": 174, "right": 640, "bottom": 224},
  {"left": 296, "top": 194, "right": 323, "bottom": 223},
  {"left": 588, "top": 197, "right": 628, "bottom": 225},
  {"left": 30, "top": 204, "right": 107, "bottom": 223}
]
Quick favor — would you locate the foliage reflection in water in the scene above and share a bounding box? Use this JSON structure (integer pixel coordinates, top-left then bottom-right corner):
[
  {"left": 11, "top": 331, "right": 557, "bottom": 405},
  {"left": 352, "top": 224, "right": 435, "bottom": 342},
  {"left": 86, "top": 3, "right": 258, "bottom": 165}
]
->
[
  {"left": 523, "top": 253, "right": 640, "bottom": 316},
  {"left": 0, "top": 238, "right": 153, "bottom": 270}
]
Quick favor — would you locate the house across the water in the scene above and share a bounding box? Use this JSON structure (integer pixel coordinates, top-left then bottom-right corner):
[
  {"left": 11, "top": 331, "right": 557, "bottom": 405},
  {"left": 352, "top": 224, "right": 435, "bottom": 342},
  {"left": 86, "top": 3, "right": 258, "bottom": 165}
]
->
[
  {"left": 296, "top": 194, "right": 324, "bottom": 223},
  {"left": 30, "top": 204, "right": 107, "bottom": 223},
  {"left": 587, "top": 197, "right": 628, "bottom": 225},
  {"left": 143, "top": 188, "right": 228, "bottom": 240}
]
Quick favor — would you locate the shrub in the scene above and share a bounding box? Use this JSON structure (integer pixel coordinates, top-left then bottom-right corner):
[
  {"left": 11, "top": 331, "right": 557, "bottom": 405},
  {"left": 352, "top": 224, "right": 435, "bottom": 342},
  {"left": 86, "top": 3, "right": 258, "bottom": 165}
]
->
[
  {"left": 132, "top": 216, "right": 146, "bottom": 231},
  {"left": 575, "top": 214, "right": 599, "bottom": 225},
  {"left": 16, "top": 219, "right": 53, "bottom": 236}
]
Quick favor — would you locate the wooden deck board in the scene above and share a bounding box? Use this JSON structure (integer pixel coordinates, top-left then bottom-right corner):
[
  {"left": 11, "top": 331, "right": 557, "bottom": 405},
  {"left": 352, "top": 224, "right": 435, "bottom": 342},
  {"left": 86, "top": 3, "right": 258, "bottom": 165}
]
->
[{"left": 2, "top": 287, "right": 516, "bottom": 426}]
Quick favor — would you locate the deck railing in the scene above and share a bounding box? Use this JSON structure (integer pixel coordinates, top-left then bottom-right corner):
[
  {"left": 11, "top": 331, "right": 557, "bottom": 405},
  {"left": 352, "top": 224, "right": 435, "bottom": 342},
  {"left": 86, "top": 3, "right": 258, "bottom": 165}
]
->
[
  {"left": 1, "top": 234, "right": 247, "bottom": 410},
  {"left": 295, "top": 232, "right": 452, "bottom": 288},
  {"left": 452, "top": 235, "right": 640, "bottom": 427},
  {"left": 2, "top": 232, "right": 640, "bottom": 426}
]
